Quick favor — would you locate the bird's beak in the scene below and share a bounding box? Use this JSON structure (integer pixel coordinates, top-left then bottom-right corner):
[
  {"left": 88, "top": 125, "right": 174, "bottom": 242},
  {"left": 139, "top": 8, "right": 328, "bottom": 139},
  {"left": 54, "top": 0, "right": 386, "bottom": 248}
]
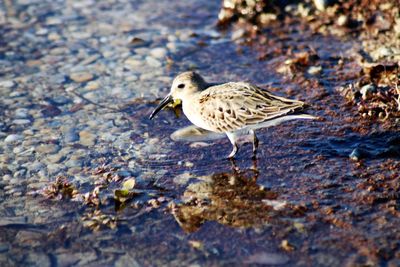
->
[{"left": 149, "top": 94, "right": 174, "bottom": 119}]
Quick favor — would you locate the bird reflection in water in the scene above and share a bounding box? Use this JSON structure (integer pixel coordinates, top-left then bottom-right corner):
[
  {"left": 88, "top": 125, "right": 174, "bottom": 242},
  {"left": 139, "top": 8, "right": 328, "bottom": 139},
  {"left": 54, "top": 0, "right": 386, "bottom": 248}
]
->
[{"left": 170, "top": 159, "right": 288, "bottom": 233}]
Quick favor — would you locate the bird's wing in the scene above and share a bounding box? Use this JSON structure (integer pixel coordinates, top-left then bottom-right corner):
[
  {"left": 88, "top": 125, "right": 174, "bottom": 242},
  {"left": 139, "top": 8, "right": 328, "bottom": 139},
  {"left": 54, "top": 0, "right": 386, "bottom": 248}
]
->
[{"left": 196, "top": 82, "right": 306, "bottom": 133}]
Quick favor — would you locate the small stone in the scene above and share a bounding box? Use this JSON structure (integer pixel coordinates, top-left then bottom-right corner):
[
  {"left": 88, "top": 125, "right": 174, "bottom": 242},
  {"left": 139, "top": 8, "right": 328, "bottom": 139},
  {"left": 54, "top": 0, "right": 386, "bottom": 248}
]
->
[
  {"left": 129, "top": 37, "right": 148, "bottom": 48},
  {"left": 126, "top": 75, "right": 138, "bottom": 82},
  {"left": 360, "top": 84, "right": 377, "bottom": 100},
  {"left": 63, "top": 129, "right": 79, "bottom": 143},
  {"left": 115, "top": 252, "right": 141, "bottom": 267},
  {"left": 145, "top": 56, "right": 162, "bottom": 67},
  {"left": 150, "top": 47, "right": 167, "bottom": 59},
  {"left": 12, "top": 119, "right": 31, "bottom": 125},
  {"left": 26, "top": 60, "right": 42, "bottom": 67},
  {"left": 79, "top": 131, "right": 96, "bottom": 146},
  {"left": 69, "top": 72, "right": 94, "bottom": 83},
  {"left": 376, "top": 47, "right": 393, "bottom": 58},
  {"left": 47, "top": 163, "right": 64, "bottom": 175},
  {"left": 35, "top": 144, "right": 60, "bottom": 154},
  {"left": 258, "top": 13, "right": 277, "bottom": 24},
  {"left": 133, "top": 47, "right": 150, "bottom": 55},
  {"left": 15, "top": 108, "right": 29, "bottom": 119},
  {"left": 51, "top": 95, "right": 71, "bottom": 106},
  {"left": 184, "top": 161, "right": 194, "bottom": 168},
  {"left": 48, "top": 32, "right": 61, "bottom": 41},
  {"left": 118, "top": 170, "right": 133, "bottom": 178},
  {"left": 9, "top": 91, "right": 25, "bottom": 97},
  {"left": 140, "top": 73, "right": 156, "bottom": 81},
  {"left": 111, "top": 87, "right": 132, "bottom": 98},
  {"left": 13, "top": 146, "right": 25, "bottom": 154},
  {"left": 85, "top": 81, "right": 100, "bottom": 90},
  {"left": 313, "top": 0, "right": 335, "bottom": 11},
  {"left": 2, "top": 175, "right": 12, "bottom": 181},
  {"left": 124, "top": 57, "right": 142, "bottom": 68},
  {"left": 65, "top": 159, "right": 84, "bottom": 168},
  {"left": 29, "top": 162, "right": 45, "bottom": 173},
  {"left": 308, "top": 66, "right": 322, "bottom": 75},
  {"left": 36, "top": 28, "right": 48, "bottom": 35},
  {"left": 46, "top": 153, "right": 66, "bottom": 164},
  {"left": 0, "top": 243, "right": 9, "bottom": 253},
  {"left": 25, "top": 252, "right": 51, "bottom": 267},
  {"left": 349, "top": 148, "right": 368, "bottom": 161},
  {"left": 4, "top": 134, "right": 23, "bottom": 143},
  {"left": 173, "top": 172, "right": 192, "bottom": 185},
  {"left": 41, "top": 105, "right": 62, "bottom": 118},
  {"left": 46, "top": 17, "right": 62, "bottom": 25},
  {"left": 82, "top": 91, "right": 99, "bottom": 101},
  {"left": 245, "top": 252, "right": 289, "bottom": 265},
  {"left": 337, "top": 15, "right": 348, "bottom": 26},
  {"left": 13, "top": 168, "right": 27, "bottom": 178},
  {"left": 0, "top": 80, "right": 15, "bottom": 88},
  {"left": 231, "top": 29, "right": 245, "bottom": 40}
]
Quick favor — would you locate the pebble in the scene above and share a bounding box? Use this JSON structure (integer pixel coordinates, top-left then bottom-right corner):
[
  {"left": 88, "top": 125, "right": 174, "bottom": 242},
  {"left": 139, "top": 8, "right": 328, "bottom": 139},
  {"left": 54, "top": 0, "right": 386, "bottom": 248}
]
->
[
  {"left": 2, "top": 175, "right": 12, "bottom": 181},
  {"left": 360, "top": 84, "right": 377, "bottom": 100},
  {"left": 118, "top": 170, "right": 132, "bottom": 178},
  {"left": 47, "top": 163, "right": 64, "bottom": 175},
  {"left": 313, "top": 0, "right": 335, "bottom": 11},
  {"left": 349, "top": 148, "right": 368, "bottom": 161},
  {"left": 25, "top": 252, "right": 51, "bottom": 267},
  {"left": 308, "top": 65, "right": 322, "bottom": 75},
  {"left": 69, "top": 72, "right": 94, "bottom": 83},
  {"left": 29, "top": 162, "right": 46, "bottom": 173},
  {"left": 4, "top": 134, "right": 23, "bottom": 143},
  {"left": 376, "top": 47, "right": 393, "bottom": 58},
  {"left": 337, "top": 15, "right": 348, "bottom": 26},
  {"left": 46, "top": 153, "right": 66, "bottom": 164},
  {"left": 140, "top": 72, "right": 158, "bottom": 81},
  {"left": 124, "top": 57, "right": 143, "bottom": 68},
  {"left": 13, "top": 146, "right": 25, "bottom": 154},
  {"left": 36, "top": 28, "right": 48, "bottom": 35},
  {"left": 12, "top": 119, "right": 31, "bottom": 125},
  {"left": 63, "top": 129, "right": 79, "bottom": 143},
  {"left": 150, "top": 47, "right": 167, "bottom": 59},
  {"left": 145, "top": 56, "right": 162, "bottom": 67},
  {"left": 9, "top": 91, "right": 26, "bottom": 98},
  {"left": 51, "top": 95, "right": 71, "bottom": 106},
  {"left": 15, "top": 108, "right": 29, "bottom": 119},
  {"left": 133, "top": 47, "right": 150, "bottom": 55},
  {"left": 173, "top": 172, "right": 192, "bottom": 185},
  {"left": 0, "top": 243, "right": 9, "bottom": 253},
  {"left": 79, "top": 131, "right": 96, "bottom": 146},
  {"left": 0, "top": 80, "right": 15, "bottom": 88},
  {"left": 100, "top": 132, "right": 117, "bottom": 142},
  {"left": 65, "top": 159, "right": 84, "bottom": 168},
  {"left": 13, "top": 168, "right": 27, "bottom": 178},
  {"left": 35, "top": 144, "right": 60, "bottom": 154},
  {"left": 82, "top": 91, "right": 99, "bottom": 101},
  {"left": 85, "top": 81, "right": 100, "bottom": 90}
]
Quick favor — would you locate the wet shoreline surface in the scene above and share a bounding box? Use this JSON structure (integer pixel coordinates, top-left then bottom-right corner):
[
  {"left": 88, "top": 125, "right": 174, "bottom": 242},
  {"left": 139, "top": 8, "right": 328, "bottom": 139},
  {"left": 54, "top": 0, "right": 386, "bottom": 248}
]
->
[{"left": 1, "top": 0, "right": 400, "bottom": 266}]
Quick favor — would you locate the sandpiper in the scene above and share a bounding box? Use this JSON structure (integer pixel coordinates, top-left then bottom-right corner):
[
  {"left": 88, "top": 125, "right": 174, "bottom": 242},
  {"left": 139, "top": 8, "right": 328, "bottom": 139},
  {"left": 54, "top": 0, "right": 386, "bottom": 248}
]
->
[{"left": 150, "top": 71, "right": 315, "bottom": 158}]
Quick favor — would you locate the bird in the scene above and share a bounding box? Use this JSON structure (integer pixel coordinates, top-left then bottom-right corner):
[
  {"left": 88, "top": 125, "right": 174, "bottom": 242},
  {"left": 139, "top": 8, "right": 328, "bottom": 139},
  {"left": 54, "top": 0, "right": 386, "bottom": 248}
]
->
[{"left": 149, "top": 71, "right": 315, "bottom": 159}]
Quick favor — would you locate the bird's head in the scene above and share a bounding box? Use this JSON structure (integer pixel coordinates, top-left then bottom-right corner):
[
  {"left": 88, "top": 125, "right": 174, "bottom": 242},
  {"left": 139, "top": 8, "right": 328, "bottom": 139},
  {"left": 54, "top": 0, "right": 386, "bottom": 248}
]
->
[{"left": 149, "top": 71, "right": 208, "bottom": 119}]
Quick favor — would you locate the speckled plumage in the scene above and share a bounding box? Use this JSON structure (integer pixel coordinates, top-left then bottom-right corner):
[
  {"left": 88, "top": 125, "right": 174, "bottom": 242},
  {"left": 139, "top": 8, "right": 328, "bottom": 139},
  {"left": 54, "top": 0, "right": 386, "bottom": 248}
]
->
[{"left": 150, "top": 71, "right": 315, "bottom": 158}]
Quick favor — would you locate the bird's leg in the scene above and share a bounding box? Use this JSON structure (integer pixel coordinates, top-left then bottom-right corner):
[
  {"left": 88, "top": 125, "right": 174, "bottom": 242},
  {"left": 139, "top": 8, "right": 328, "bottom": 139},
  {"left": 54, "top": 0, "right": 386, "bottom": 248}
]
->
[
  {"left": 250, "top": 129, "right": 259, "bottom": 158},
  {"left": 226, "top": 132, "right": 239, "bottom": 159},
  {"left": 229, "top": 157, "right": 240, "bottom": 173}
]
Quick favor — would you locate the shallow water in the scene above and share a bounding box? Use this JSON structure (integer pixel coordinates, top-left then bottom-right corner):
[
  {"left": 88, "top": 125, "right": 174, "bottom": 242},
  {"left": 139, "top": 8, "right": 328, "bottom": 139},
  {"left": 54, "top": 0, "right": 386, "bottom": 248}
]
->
[{"left": 1, "top": 0, "right": 400, "bottom": 266}]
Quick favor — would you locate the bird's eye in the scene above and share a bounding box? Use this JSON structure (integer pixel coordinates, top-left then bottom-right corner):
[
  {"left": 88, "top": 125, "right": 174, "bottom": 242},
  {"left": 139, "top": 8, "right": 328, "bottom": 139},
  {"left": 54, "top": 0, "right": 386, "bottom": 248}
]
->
[{"left": 177, "top": 83, "right": 185, "bottom": 89}]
